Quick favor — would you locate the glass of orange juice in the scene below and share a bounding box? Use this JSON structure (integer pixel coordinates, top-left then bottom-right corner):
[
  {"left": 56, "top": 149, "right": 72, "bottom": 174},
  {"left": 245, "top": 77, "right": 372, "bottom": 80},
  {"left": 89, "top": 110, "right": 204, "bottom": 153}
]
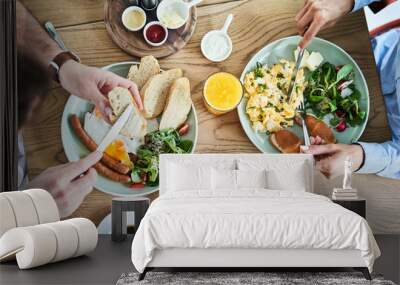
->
[{"left": 203, "top": 72, "right": 243, "bottom": 115}]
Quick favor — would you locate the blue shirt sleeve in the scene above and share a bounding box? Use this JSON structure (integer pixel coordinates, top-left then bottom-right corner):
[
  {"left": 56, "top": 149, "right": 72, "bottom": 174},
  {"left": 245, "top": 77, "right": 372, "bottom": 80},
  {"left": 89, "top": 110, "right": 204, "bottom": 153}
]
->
[
  {"left": 357, "top": 141, "right": 400, "bottom": 179},
  {"left": 352, "top": 0, "right": 380, "bottom": 11},
  {"left": 356, "top": 29, "right": 400, "bottom": 179}
]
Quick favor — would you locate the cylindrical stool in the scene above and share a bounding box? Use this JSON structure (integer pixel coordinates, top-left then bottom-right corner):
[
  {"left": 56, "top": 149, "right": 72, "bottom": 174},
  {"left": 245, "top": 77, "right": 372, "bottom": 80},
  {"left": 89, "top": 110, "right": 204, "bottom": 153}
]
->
[{"left": 111, "top": 197, "right": 150, "bottom": 242}]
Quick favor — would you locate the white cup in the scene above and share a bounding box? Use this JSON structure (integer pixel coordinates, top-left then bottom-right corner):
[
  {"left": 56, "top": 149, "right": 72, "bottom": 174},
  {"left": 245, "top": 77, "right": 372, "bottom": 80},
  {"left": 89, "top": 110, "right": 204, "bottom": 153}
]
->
[
  {"left": 143, "top": 21, "right": 168, "bottom": 47},
  {"left": 122, "top": 6, "right": 147, "bottom": 32},
  {"left": 157, "top": 0, "right": 203, "bottom": 30}
]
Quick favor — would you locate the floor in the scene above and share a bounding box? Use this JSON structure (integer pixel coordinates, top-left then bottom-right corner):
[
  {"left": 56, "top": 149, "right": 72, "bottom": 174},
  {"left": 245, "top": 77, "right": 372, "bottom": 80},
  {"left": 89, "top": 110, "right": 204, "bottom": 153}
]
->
[
  {"left": 1, "top": 235, "right": 398, "bottom": 285},
  {"left": 374, "top": 235, "right": 400, "bottom": 284},
  {"left": 0, "top": 235, "right": 134, "bottom": 285}
]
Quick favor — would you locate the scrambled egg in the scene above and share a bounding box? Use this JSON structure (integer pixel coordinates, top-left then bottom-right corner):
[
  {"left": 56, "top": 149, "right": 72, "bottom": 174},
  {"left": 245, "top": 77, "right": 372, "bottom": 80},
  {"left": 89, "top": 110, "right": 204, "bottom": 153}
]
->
[{"left": 244, "top": 59, "right": 306, "bottom": 133}]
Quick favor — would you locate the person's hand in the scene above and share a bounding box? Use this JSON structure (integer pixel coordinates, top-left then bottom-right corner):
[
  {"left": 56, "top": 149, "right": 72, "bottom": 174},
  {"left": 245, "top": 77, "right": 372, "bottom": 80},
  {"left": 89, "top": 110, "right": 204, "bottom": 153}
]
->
[
  {"left": 310, "top": 135, "right": 325, "bottom": 145},
  {"left": 59, "top": 60, "right": 143, "bottom": 120},
  {"left": 301, "top": 143, "right": 363, "bottom": 178},
  {"left": 295, "top": 0, "right": 354, "bottom": 48},
  {"left": 26, "top": 152, "right": 103, "bottom": 218}
]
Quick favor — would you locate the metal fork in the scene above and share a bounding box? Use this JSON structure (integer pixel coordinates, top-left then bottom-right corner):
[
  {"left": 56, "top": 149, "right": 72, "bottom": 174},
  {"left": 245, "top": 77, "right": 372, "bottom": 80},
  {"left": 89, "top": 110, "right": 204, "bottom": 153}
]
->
[
  {"left": 298, "top": 99, "right": 311, "bottom": 146},
  {"left": 287, "top": 48, "right": 305, "bottom": 102}
]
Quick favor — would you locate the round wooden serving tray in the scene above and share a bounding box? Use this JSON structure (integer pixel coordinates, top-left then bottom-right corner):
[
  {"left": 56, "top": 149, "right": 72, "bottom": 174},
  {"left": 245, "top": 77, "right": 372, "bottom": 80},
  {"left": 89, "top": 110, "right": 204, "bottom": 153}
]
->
[{"left": 105, "top": 0, "right": 197, "bottom": 58}]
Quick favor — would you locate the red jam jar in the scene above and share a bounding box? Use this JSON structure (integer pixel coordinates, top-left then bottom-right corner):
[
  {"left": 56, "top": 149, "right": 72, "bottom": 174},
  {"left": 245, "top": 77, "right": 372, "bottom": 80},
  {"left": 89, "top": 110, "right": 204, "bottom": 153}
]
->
[{"left": 143, "top": 21, "right": 168, "bottom": 46}]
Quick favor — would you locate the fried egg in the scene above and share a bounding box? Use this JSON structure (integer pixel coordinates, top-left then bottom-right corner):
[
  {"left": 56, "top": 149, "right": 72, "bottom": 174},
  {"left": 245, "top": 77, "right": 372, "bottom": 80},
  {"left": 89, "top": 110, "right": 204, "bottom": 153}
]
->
[{"left": 84, "top": 112, "right": 143, "bottom": 167}]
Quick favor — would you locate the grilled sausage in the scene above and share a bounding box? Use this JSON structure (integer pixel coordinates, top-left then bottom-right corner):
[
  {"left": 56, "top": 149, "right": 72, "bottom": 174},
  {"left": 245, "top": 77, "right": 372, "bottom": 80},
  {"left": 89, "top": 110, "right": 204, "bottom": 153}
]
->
[
  {"left": 69, "top": 115, "right": 131, "bottom": 175},
  {"left": 94, "top": 162, "right": 131, "bottom": 183}
]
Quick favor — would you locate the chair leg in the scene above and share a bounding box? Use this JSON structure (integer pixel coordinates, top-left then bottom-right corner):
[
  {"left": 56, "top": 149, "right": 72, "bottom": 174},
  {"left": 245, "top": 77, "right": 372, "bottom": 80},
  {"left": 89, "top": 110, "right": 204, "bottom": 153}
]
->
[
  {"left": 138, "top": 268, "right": 147, "bottom": 281},
  {"left": 354, "top": 267, "right": 371, "bottom": 280}
]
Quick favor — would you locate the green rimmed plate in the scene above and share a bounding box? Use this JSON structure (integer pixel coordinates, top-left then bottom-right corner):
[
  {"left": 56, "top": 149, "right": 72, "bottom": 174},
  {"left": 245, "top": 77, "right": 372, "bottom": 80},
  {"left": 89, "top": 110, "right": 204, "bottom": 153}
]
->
[
  {"left": 61, "top": 62, "right": 198, "bottom": 197},
  {"left": 238, "top": 36, "right": 369, "bottom": 153}
]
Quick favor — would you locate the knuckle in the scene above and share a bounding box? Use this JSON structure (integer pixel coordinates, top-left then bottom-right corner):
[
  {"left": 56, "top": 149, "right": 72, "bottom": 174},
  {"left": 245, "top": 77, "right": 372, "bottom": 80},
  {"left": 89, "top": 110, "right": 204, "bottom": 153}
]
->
[
  {"left": 57, "top": 190, "right": 66, "bottom": 200},
  {"left": 50, "top": 180, "right": 62, "bottom": 191},
  {"left": 310, "top": 2, "right": 318, "bottom": 11},
  {"left": 315, "top": 12, "right": 325, "bottom": 23}
]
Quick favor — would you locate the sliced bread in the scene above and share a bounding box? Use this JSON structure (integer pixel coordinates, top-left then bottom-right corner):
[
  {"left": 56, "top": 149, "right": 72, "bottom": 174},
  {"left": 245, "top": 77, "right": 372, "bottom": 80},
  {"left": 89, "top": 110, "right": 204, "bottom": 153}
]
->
[
  {"left": 108, "top": 87, "right": 147, "bottom": 138},
  {"left": 140, "top": 68, "right": 183, "bottom": 119},
  {"left": 127, "top": 56, "right": 160, "bottom": 89},
  {"left": 159, "top": 77, "right": 192, "bottom": 130},
  {"left": 269, "top": 130, "right": 302, "bottom": 153}
]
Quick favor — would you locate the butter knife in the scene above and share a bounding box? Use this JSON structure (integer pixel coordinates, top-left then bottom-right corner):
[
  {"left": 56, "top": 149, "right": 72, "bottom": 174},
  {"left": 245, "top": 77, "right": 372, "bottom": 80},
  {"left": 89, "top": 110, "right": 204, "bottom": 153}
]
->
[{"left": 97, "top": 104, "right": 133, "bottom": 153}]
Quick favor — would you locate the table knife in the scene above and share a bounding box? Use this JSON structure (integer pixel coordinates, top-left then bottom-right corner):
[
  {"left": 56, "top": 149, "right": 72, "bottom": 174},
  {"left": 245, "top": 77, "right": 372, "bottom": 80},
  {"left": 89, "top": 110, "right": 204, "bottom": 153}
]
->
[
  {"left": 97, "top": 104, "right": 133, "bottom": 153},
  {"left": 287, "top": 48, "right": 305, "bottom": 102}
]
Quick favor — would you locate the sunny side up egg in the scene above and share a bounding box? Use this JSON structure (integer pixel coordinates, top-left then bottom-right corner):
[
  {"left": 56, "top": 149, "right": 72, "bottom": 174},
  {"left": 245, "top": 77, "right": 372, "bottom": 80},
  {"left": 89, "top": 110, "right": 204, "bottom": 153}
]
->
[{"left": 83, "top": 112, "right": 158, "bottom": 168}]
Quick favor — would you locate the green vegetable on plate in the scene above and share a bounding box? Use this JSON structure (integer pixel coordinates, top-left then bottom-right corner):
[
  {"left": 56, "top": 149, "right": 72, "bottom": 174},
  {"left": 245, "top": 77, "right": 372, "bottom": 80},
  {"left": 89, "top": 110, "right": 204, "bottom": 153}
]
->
[
  {"left": 130, "top": 128, "right": 193, "bottom": 187},
  {"left": 304, "top": 62, "right": 365, "bottom": 132}
]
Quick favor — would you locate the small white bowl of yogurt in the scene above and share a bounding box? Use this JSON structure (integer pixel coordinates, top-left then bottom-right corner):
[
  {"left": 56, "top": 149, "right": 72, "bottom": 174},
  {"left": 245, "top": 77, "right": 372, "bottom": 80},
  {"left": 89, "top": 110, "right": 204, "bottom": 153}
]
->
[
  {"left": 122, "top": 6, "right": 147, "bottom": 32},
  {"left": 201, "top": 14, "right": 233, "bottom": 62}
]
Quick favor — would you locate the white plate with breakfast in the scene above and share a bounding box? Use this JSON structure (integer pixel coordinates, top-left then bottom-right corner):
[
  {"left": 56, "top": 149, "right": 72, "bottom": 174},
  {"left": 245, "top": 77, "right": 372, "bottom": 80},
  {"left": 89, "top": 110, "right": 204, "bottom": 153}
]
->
[
  {"left": 238, "top": 36, "right": 369, "bottom": 153},
  {"left": 61, "top": 56, "right": 198, "bottom": 196}
]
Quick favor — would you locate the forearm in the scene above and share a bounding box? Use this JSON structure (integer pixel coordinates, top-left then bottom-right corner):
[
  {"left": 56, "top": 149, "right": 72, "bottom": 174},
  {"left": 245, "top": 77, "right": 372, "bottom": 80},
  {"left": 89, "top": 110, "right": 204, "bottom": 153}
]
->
[
  {"left": 356, "top": 140, "right": 400, "bottom": 179},
  {"left": 16, "top": 0, "right": 62, "bottom": 67}
]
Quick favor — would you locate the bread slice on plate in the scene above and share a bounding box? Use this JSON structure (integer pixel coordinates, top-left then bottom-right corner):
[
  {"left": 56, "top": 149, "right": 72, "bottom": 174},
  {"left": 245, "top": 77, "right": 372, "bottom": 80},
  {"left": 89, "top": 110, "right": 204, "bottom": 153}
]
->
[
  {"left": 159, "top": 77, "right": 192, "bottom": 130},
  {"left": 108, "top": 87, "right": 147, "bottom": 139},
  {"left": 305, "top": 115, "right": 336, "bottom": 144},
  {"left": 127, "top": 56, "right": 160, "bottom": 90},
  {"left": 140, "top": 68, "right": 183, "bottom": 119},
  {"left": 270, "top": 130, "right": 302, "bottom": 153}
]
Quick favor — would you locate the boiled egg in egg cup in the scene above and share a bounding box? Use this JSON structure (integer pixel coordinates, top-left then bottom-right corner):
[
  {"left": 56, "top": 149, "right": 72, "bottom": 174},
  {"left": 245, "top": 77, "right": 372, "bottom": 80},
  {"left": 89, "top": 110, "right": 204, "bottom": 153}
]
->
[
  {"left": 122, "top": 6, "right": 147, "bottom": 32},
  {"left": 201, "top": 14, "right": 233, "bottom": 62}
]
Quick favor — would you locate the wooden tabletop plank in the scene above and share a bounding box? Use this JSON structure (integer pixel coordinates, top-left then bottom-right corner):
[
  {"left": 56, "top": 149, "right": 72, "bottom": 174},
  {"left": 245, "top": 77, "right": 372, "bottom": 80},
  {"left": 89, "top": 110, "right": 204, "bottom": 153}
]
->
[
  {"left": 20, "top": 0, "right": 104, "bottom": 28},
  {"left": 20, "top": 0, "right": 239, "bottom": 28},
  {"left": 21, "top": 0, "right": 398, "bottom": 233}
]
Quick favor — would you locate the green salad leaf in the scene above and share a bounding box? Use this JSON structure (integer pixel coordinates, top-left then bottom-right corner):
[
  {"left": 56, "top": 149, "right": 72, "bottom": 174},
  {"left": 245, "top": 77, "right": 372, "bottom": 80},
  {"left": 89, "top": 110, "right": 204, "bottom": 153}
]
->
[
  {"left": 336, "top": 64, "right": 353, "bottom": 82},
  {"left": 304, "top": 62, "right": 364, "bottom": 130},
  {"left": 130, "top": 128, "right": 192, "bottom": 186}
]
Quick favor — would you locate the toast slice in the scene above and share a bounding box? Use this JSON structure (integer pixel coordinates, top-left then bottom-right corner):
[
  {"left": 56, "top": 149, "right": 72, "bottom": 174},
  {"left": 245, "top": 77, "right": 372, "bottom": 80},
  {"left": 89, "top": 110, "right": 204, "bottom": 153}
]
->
[
  {"left": 306, "top": 115, "right": 336, "bottom": 144},
  {"left": 127, "top": 56, "right": 160, "bottom": 89},
  {"left": 159, "top": 77, "right": 192, "bottom": 130},
  {"left": 140, "top": 68, "right": 183, "bottom": 119},
  {"left": 270, "top": 130, "right": 302, "bottom": 153},
  {"left": 295, "top": 114, "right": 336, "bottom": 144},
  {"left": 108, "top": 87, "right": 147, "bottom": 138}
]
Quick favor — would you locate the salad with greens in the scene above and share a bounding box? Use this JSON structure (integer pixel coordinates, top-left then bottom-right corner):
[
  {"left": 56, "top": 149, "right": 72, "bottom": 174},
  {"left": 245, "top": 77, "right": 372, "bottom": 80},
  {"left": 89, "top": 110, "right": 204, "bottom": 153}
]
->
[
  {"left": 304, "top": 62, "right": 366, "bottom": 132},
  {"left": 130, "top": 128, "right": 193, "bottom": 187}
]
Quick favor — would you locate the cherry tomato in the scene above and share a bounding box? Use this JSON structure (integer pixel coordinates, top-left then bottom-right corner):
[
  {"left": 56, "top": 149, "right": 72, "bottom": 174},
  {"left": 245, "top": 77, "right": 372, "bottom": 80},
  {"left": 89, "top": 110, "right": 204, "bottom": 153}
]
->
[
  {"left": 130, "top": 183, "right": 145, "bottom": 189},
  {"left": 178, "top": 123, "right": 190, "bottom": 136},
  {"left": 336, "top": 120, "right": 347, "bottom": 132}
]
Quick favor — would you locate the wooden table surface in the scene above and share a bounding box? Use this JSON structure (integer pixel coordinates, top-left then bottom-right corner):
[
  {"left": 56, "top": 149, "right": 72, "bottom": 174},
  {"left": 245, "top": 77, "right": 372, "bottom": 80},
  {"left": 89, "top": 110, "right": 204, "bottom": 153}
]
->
[{"left": 21, "top": 0, "right": 399, "bottom": 233}]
